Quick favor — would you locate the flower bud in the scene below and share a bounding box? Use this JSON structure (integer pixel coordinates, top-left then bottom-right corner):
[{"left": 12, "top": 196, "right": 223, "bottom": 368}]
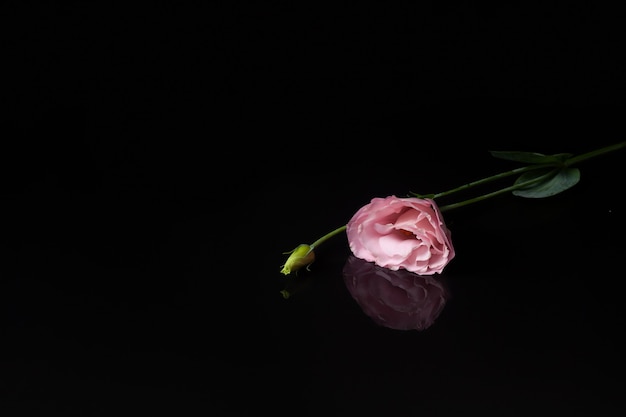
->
[{"left": 280, "top": 244, "right": 315, "bottom": 275}]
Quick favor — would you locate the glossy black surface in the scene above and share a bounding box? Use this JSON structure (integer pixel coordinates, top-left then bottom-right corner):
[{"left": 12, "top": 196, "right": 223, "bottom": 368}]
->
[{"left": 4, "top": 3, "right": 625, "bottom": 416}]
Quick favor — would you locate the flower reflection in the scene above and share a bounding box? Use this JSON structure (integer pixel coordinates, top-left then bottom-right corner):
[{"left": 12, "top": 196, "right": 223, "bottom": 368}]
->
[{"left": 342, "top": 255, "right": 450, "bottom": 331}]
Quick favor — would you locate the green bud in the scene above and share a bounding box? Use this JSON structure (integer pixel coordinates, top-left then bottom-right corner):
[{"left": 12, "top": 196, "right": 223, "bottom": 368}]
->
[{"left": 280, "top": 244, "right": 315, "bottom": 275}]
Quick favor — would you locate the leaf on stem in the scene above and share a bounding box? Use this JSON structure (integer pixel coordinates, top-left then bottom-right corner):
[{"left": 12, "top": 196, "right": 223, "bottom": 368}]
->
[{"left": 512, "top": 167, "right": 580, "bottom": 198}]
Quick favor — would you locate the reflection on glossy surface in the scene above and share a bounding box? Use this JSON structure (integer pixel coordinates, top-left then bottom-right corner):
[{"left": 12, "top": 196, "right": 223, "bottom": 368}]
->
[{"left": 342, "top": 255, "right": 450, "bottom": 331}]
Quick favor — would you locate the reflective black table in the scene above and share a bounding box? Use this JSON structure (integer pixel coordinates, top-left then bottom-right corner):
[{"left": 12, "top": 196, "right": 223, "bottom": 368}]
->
[{"left": 3, "top": 3, "right": 625, "bottom": 416}]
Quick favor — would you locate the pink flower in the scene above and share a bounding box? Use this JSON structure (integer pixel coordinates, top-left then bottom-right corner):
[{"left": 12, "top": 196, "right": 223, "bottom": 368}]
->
[
  {"left": 342, "top": 255, "right": 449, "bottom": 331},
  {"left": 346, "top": 195, "right": 455, "bottom": 275}
]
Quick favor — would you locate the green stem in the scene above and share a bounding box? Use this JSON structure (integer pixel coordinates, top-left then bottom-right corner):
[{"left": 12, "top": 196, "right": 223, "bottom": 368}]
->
[
  {"left": 437, "top": 141, "right": 626, "bottom": 212},
  {"left": 310, "top": 225, "right": 347, "bottom": 249},
  {"left": 438, "top": 172, "right": 552, "bottom": 212},
  {"left": 564, "top": 141, "right": 626, "bottom": 166},
  {"left": 428, "top": 164, "right": 553, "bottom": 199}
]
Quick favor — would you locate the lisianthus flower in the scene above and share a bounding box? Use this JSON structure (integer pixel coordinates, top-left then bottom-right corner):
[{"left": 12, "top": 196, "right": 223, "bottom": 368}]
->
[
  {"left": 346, "top": 195, "right": 455, "bottom": 275},
  {"left": 280, "top": 141, "right": 626, "bottom": 279}
]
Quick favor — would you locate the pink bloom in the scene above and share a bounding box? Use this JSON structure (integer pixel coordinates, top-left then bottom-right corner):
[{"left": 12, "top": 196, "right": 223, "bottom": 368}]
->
[{"left": 346, "top": 195, "right": 455, "bottom": 275}]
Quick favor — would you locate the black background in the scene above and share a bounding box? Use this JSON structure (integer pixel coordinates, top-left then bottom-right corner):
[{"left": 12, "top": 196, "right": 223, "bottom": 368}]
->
[{"left": 3, "top": 2, "right": 625, "bottom": 416}]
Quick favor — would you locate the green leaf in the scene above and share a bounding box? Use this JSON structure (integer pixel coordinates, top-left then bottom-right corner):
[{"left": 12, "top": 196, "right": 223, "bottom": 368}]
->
[
  {"left": 489, "top": 150, "right": 572, "bottom": 164},
  {"left": 549, "top": 153, "right": 574, "bottom": 163},
  {"left": 512, "top": 167, "right": 580, "bottom": 198}
]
